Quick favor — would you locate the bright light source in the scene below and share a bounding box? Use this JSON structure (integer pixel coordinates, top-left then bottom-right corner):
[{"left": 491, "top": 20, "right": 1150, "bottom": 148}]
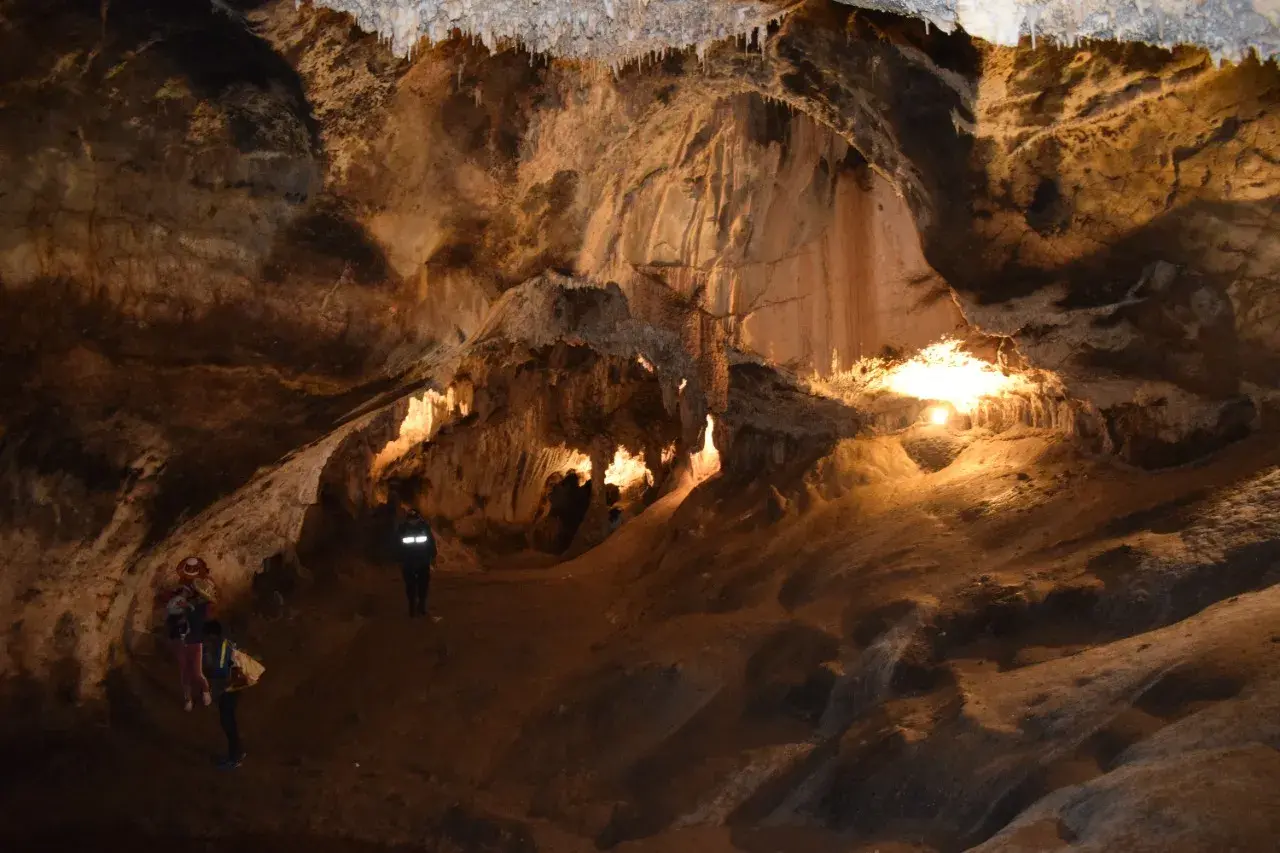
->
[
  {"left": 678, "top": 378, "right": 687, "bottom": 393},
  {"left": 604, "top": 446, "right": 652, "bottom": 490},
  {"left": 928, "top": 406, "right": 949, "bottom": 426},
  {"left": 879, "top": 340, "right": 1030, "bottom": 414},
  {"left": 401, "top": 536, "right": 414, "bottom": 544}
]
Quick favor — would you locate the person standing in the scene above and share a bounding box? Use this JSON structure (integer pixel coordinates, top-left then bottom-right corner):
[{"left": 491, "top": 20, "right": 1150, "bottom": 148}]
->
[
  {"left": 202, "top": 620, "right": 262, "bottom": 770},
  {"left": 396, "top": 508, "right": 437, "bottom": 618},
  {"left": 157, "top": 558, "right": 215, "bottom": 711}
]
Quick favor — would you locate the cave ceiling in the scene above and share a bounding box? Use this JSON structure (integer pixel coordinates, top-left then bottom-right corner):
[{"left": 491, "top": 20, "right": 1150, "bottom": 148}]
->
[{"left": 312, "top": 0, "right": 1280, "bottom": 62}]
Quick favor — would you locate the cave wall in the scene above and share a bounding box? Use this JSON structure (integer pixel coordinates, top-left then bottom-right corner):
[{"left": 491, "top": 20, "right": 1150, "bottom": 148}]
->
[
  {"left": 686, "top": 4, "right": 1280, "bottom": 462},
  {"left": 572, "top": 93, "right": 965, "bottom": 372},
  {"left": 960, "top": 44, "right": 1280, "bottom": 399},
  {"left": 0, "top": 0, "right": 416, "bottom": 717},
  {"left": 247, "top": 0, "right": 967, "bottom": 378},
  {"left": 0, "top": 0, "right": 424, "bottom": 582},
  {"left": 0, "top": 1, "right": 417, "bottom": 363},
  {"left": 944, "top": 42, "right": 1280, "bottom": 464},
  {"left": 2, "top": 4, "right": 1275, "bottom": 499},
  {"left": 384, "top": 345, "right": 679, "bottom": 546}
]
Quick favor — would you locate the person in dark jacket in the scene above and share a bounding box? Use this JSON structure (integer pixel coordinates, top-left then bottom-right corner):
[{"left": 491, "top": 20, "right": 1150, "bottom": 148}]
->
[
  {"left": 203, "top": 620, "right": 245, "bottom": 769},
  {"left": 396, "top": 508, "right": 437, "bottom": 618},
  {"left": 158, "top": 572, "right": 215, "bottom": 711}
]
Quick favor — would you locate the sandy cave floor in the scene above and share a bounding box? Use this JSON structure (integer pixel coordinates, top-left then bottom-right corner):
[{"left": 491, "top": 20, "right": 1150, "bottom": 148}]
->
[{"left": 4, "top": 428, "right": 1280, "bottom": 852}]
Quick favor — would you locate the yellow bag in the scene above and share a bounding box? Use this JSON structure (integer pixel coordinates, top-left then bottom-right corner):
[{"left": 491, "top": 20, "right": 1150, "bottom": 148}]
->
[{"left": 228, "top": 648, "right": 265, "bottom": 691}]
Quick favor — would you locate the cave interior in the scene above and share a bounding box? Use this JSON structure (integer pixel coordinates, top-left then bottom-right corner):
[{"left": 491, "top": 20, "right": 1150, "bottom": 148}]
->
[{"left": 3, "top": 0, "right": 1280, "bottom": 850}]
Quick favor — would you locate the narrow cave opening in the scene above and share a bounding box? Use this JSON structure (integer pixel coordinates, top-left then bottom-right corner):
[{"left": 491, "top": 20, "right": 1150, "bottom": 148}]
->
[
  {"left": 1024, "top": 176, "right": 1069, "bottom": 235},
  {"left": 541, "top": 471, "right": 593, "bottom": 554}
]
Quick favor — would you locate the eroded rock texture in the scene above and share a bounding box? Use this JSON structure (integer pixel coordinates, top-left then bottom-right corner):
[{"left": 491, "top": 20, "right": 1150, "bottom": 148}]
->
[{"left": 959, "top": 43, "right": 1280, "bottom": 465}]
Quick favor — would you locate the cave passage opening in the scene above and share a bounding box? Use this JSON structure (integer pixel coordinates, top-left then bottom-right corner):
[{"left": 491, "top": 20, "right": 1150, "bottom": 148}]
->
[{"left": 539, "top": 470, "right": 594, "bottom": 554}]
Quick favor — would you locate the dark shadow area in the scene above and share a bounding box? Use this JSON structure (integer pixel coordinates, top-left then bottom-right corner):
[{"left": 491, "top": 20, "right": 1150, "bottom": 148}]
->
[
  {"left": 719, "top": 361, "right": 868, "bottom": 486},
  {"left": 1099, "top": 491, "right": 1211, "bottom": 538},
  {"left": 0, "top": 726, "right": 108, "bottom": 798},
  {"left": 1136, "top": 665, "right": 1247, "bottom": 721},
  {"left": 296, "top": 482, "right": 399, "bottom": 581},
  {"left": 4, "top": 830, "right": 424, "bottom": 853},
  {"left": 743, "top": 624, "right": 840, "bottom": 724},
  {"left": 514, "top": 169, "right": 586, "bottom": 281},
  {"left": 251, "top": 552, "right": 303, "bottom": 620},
  {"left": 112, "top": 0, "right": 321, "bottom": 152},
  {"left": 774, "top": 3, "right": 978, "bottom": 225},
  {"left": 141, "top": 371, "right": 396, "bottom": 545},
  {"left": 0, "top": 276, "right": 400, "bottom": 545},
  {"left": 1024, "top": 177, "right": 1070, "bottom": 235},
  {"left": 969, "top": 194, "right": 1280, "bottom": 309},
  {"left": 0, "top": 403, "right": 131, "bottom": 543},
  {"left": 437, "top": 40, "right": 545, "bottom": 174},
  {"left": 1163, "top": 539, "right": 1280, "bottom": 623},
  {"left": 264, "top": 200, "right": 393, "bottom": 286},
  {"left": 434, "top": 804, "right": 539, "bottom": 853},
  {"left": 742, "top": 92, "right": 796, "bottom": 149},
  {"left": 0, "top": 275, "right": 376, "bottom": 377},
  {"left": 1103, "top": 397, "right": 1256, "bottom": 470},
  {"left": 540, "top": 472, "right": 593, "bottom": 554},
  {"left": 0, "top": 0, "right": 322, "bottom": 184}
]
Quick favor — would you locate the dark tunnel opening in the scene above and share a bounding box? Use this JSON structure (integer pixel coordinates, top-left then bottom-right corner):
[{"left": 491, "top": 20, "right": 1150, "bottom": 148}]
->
[{"left": 540, "top": 471, "right": 594, "bottom": 554}]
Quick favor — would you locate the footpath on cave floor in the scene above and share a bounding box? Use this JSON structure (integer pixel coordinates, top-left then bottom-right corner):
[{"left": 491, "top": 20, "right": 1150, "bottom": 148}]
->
[
  {"left": 1, "top": 484, "right": 705, "bottom": 851},
  {"left": 3, "top": 555, "right": 618, "bottom": 850}
]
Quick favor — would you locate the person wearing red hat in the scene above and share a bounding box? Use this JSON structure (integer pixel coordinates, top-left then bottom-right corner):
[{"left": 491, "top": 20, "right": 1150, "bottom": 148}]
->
[
  {"left": 155, "top": 557, "right": 216, "bottom": 711},
  {"left": 177, "top": 556, "right": 209, "bottom": 582}
]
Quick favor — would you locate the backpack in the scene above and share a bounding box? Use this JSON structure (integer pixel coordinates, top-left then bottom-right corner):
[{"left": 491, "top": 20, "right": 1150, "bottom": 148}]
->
[
  {"left": 165, "top": 590, "right": 192, "bottom": 639},
  {"left": 164, "top": 591, "right": 191, "bottom": 616}
]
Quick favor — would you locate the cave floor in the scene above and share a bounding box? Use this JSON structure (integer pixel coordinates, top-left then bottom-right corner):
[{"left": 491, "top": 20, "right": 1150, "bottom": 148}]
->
[{"left": 6, "top": 430, "right": 1280, "bottom": 852}]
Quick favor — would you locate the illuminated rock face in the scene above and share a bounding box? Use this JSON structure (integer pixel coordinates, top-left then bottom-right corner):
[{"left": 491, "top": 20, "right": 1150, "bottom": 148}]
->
[{"left": 572, "top": 94, "right": 965, "bottom": 373}]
